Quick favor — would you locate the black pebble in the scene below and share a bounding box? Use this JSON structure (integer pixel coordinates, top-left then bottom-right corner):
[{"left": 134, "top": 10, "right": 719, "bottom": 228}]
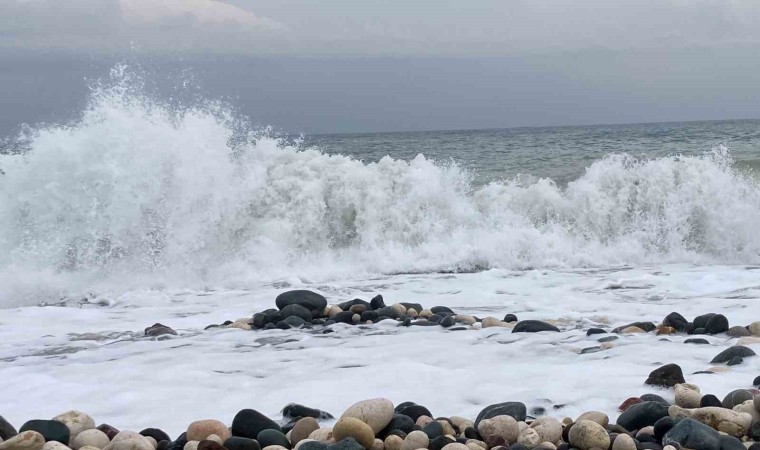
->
[
  {"left": 281, "top": 304, "right": 313, "bottom": 322},
  {"left": 379, "top": 415, "right": 415, "bottom": 438},
  {"left": 463, "top": 427, "right": 482, "bottom": 440},
  {"left": 503, "top": 314, "right": 518, "bottom": 323},
  {"left": 275, "top": 290, "right": 327, "bottom": 315},
  {"left": 395, "top": 402, "right": 433, "bottom": 422},
  {"left": 282, "top": 404, "right": 333, "bottom": 420},
  {"left": 257, "top": 429, "right": 290, "bottom": 449},
  {"left": 512, "top": 320, "right": 560, "bottom": 333},
  {"left": 693, "top": 313, "right": 717, "bottom": 330},
  {"left": 400, "top": 303, "right": 423, "bottom": 312},
  {"left": 684, "top": 338, "right": 709, "bottom": 345},
  {"left": 704, "top": 314, "right": 729, "bottom": 335},
  {"left": 360, "top": 311, "right": 379, "bottom": 322},
  {"left": 727, "top": 356, "right": 744, "bottom": 366},
  {"left": 157, "top": 440, "right": 169, "bottom": 450},
  {"left": 141, "top": 428, "right": 171, "bottom": 443},
  {"left": 586, "top": 328, "right": 606, "bottom": 336},
  {"left": 475, "top": 402, "right": 527, "bottom": 425},
  {"left": 333, "top": 311, "right": 355, "bottom": 324},
  {"left": 710, "top": 346, "right": 756, "bottom": 363},
  {"left": 370, "top": 295, "right": 386, "bottom": 310},
  {"left": 19, "top": 420, "right": 70, "bottom": 444},
  {"left": 700, "top": 394, "right": 721, "bottom": 408},
  {"left": 166, "top": 433, "right": 187, "bottom": 450},
  {"left": 653, "top": 416, "right": 674, "bottom": 442},
  {"left": 0, "top": 415, "right": 17, "bottom": 441},
  {"left": 749, "top": 421, "right": 760, "bottom": 441},
  {"left": 440, "top": 315, "right": 455, "bottom": 327},
  {"left": 720, "top": 435, "right": 747, "bottom": 450},
  {"left": 431, "top": 306, "right": 454, "bottom": 315},
  {"left": 251, "top": 313, "right": 267, "bottom": 329},
  {"left": 329, "top": 438, "right": 365, "bottom": 450},
  {"left": 645, "top": 363, "right": 685, "bottom": 387},
  {"left": 231, "top": 409, "right": 282, "bottom": 439},
  {"left": 428, "top": 435, "right": 453, "bottom": 450},
  {"left": 427, "top": 314, "right": 442, "bottom": 324},
  {"left": 663, "top": 312, "right": 689, "bottom": 332},
  {"left": 338, "top": 299, "right": 371, "bottom": 311},
  {"left": 598, "top": 336, "right": 618, "bottom": 343},
  {"left": 617, "top": 401, "right": 669, "bottom": 432},
  {"left": 422, "top": 421, "right": 443, "bottom": 439},
  {"left": 639, "top": 394, "right": 668, "bottom": 405}
]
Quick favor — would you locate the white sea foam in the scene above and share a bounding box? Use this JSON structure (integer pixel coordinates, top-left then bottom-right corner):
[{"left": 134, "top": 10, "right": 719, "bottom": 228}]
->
[{"left": 2, "top": 66, "right": 760, "bottom": 306}]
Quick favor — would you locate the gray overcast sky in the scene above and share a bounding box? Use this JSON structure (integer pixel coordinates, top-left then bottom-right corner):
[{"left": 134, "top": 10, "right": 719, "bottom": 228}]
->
[{"left": 2, "top": 0, "right": 760, "bottom": 134}]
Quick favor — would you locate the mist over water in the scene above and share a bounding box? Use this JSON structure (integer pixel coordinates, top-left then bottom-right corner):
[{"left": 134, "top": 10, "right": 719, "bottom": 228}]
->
[{"left": 2, "top": 65, "right": 760, "bottom": 306}]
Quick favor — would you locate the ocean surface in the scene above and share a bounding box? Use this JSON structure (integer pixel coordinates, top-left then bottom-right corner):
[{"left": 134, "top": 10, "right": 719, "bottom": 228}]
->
[{"left": 1, "top": 66, "right": 759, "bottom": 434}]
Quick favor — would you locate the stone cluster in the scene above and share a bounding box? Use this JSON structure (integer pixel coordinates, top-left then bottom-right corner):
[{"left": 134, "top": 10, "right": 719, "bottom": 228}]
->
[{"left": 4, "top": 391, "right": 760, "bottom": 450}]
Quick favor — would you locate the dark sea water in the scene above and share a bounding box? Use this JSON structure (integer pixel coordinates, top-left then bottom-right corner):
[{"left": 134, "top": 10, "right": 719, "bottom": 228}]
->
[{"left": 305, "top": 120, "right": 760, "bottom": 184}]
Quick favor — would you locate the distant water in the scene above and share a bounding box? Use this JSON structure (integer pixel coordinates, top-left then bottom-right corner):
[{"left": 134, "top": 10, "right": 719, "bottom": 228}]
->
[
  {"left": 305, "top": 121, "right": 760, "bottom": 185},
  {"left": 2, "top": 65, "right": 760, "bottom": 306}
]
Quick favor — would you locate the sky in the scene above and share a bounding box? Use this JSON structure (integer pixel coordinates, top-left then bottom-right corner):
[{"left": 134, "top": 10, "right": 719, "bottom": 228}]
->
[{"left": 1, "top": 0, "right": 760, "bottom": 134}]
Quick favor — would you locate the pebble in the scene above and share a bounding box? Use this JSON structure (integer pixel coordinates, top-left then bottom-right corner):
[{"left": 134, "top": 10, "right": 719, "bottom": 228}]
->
[
  {"left": 106, "top": 432, "right": 153, "bottom": 450},
  {"left": 52, "top": 412, "right": 95, "bottom": 445},
  {"left": 516, "top": 428, "right": 540, "bottom": 448},
  {"left": 476, "top": 416, "right": 519, "bottom": 447},
  {"left": 95, "top": 427, "right": 118, "bottom": 442},
  {"left": 71, "top": 430, "right": 110, "bottom": 450},
  {"left": 290, "top": 419, "right": 319, "bottom": 446},
  {"left": 529, "top": 418, "right": 561, "bottom": 444},
  {"left": 674, "top": 383, "right": 702, "bottom": 408},
  {"left": 332, "top": 419, "right": 374, "bottom": 450},
  {"left": 474, "top": 403, "right": 526, "bottom": 425},
  {"left": 275, "top": 291, "right": 327, "bottom": 315},
  {"left": 575, "top": 412, "right": 608, "bottom": 427},
  {"left": 257, "top": 430, "right": 290, "bottom": 450},
  {"left": 610, "top": 433, "right": 636, "bottom": 450},
  {"left": 567, "top": 420, "right": 609, "bottom": 450},
  {"left": 704, "top": 314, "right": 729, "bottom": 334},
  {"left": 394, "top": 404, "right": 432, "bottom": 423},
  {"left": 306, "top": 429, "right": 332, "bottom": 442},
  {"left": 511, "top": 320, "right": 560, "bottom": 333},
  {"left": 662, "top": 312, "right": 689, "bottom": 333},
  {"left": 684, "top": 338, "right": 709, "bottom": 345},
  {"left": 224, "top": 438, "right": 260, "bottom": 450},
  {"left": 618, "top": 398, "right": 641, "bottom": 412},
  {"left": 668, "top": 405, "right": 752, "bottom": 437},
  {"left": 341, "top": 399, "right": 394, "bottom": 434},
  {"left": 727, "top": 326, "right": 750, "bottom": 337},
  {"left": 382, "top": 436, "right": 401, "bottom": 450},
  {"left": 19, "top": 422, "right": 70, "bottom": 445},
  {"left": 0, "top": 431, "right": 46, "bottom": 450},
  {"left": 232, "top": 410, "right": 282, "bottom": 439},
  {"left": 662, "top": 418, "right": 720, "bottom": 450},
  {"left": 644, "top": 363, "right": 685, "bottom": 387},
  {"left": 481, "top": 317, "right": 509, "bottom": 329},
  {"left": 617, "top": 402, "right": 669, "bottom": 432},
  {"left": 722, "top": 389, "right": 754, "bottom": 409},
  {"left": 187, "top": 421, "right": 230, "bottom": 443},
  {"left": 710, "top": 346, "right": 756, "bottom": 363},
  {"left": 399, "top": 431, "right": 428, "bottom": 450},
  {"left": 140, "top": 430, "right": 170, "bottom": 444},
  {"left": 144, "top": 324, "right": 178, "bottom": 337}
]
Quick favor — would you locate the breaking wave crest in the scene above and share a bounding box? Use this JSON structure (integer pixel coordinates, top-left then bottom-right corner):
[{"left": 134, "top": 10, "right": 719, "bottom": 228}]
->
[{"left": 2, "top": 66, "right": 760, "bottom": 305}]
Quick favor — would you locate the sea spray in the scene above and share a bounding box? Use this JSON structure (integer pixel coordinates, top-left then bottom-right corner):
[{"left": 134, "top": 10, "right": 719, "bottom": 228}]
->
[{"left": 2, "top": 66, "right": 760, "bottom": 306}]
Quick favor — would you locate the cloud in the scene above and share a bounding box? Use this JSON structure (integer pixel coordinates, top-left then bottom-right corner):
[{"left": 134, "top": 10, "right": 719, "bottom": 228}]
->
[{"left": 2, "top": 0, "right": 760, "bottom": 55}]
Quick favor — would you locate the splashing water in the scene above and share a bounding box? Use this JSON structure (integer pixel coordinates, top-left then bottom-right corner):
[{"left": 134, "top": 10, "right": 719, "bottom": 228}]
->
[{"left": 2, "top": 66, "right": 760, "bottom": 306}]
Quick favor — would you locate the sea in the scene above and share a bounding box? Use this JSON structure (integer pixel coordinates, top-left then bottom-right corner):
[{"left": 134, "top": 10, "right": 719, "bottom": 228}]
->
[{"left": 1, "top": 66, "right": 759, "bottom": 434}]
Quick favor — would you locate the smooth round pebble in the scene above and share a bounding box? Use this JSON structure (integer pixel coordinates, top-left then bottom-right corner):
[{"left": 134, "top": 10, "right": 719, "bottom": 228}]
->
[
  {"left": 568, "top": 420, "right": 610, "bottom": 450},
  {"left": 72, "top": 430, "right": 110, "bottom": 450},
  {"left": 341, "top": 399, "right": 395, "bottom": 434},
  {"left": 400, "top": 431, "right": 428, "bottom": 450},
  {"left": 53, "top": 412, "right": 95, "bottom": 444},
  {"left": 333, "top": 418, "right": 374, "bottom": 450}
]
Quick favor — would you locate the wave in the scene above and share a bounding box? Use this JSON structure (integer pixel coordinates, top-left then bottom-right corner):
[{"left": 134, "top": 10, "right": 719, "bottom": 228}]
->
[{"left": 2, "top": 66, "right": 760, "bottom": 306}]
